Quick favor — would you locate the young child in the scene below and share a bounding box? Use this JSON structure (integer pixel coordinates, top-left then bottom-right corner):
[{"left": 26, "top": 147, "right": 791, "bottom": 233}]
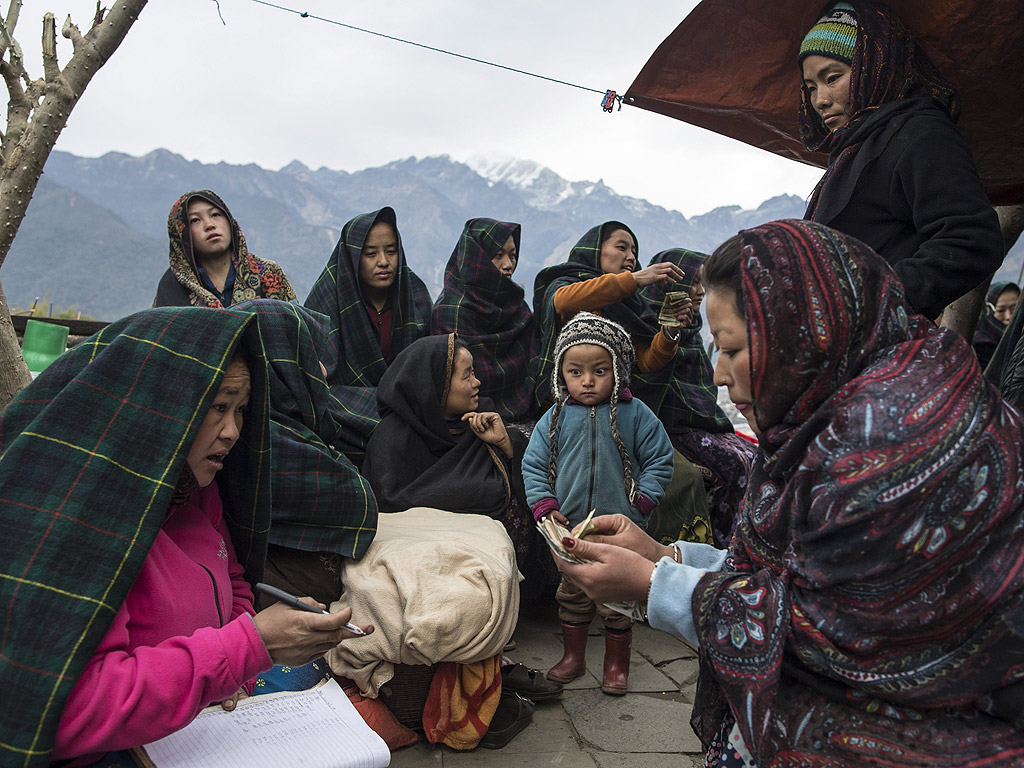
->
[{"left": 522, "top": 312, "right": 674, "bottom": 695}]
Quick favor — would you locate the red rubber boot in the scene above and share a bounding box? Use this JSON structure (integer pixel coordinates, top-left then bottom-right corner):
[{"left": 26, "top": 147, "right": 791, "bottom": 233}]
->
[
  {"left": 547, "top": 622, "right": 589, "bottom": 683},
  {"left": 601, "top": 628, "right": 631, "bottom": 695}
]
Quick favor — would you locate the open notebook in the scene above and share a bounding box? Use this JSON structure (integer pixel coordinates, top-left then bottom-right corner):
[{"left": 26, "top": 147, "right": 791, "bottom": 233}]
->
[{"left": 131, "top": 677, "right": 390, "bottom": 768}]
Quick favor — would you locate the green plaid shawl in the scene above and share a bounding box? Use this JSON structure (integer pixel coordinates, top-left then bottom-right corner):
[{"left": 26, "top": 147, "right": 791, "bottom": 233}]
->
[
  {"left": 0, "top": 306, "right": 272, "bottom": 767},
  {"left": 303, "top": 207, "right": 430, "bottom": 462},
  {"left": 236, "top": 299, "right": 378, "bottom": 558},
  {"left": 632, "top": 249, "right": 733, "bottom": 434},
  {"left": 430, "top": 218, "right": 537, "bottom": 421},
  {"left": 529, "top": 221, "right": 658, "bottom": 408}
]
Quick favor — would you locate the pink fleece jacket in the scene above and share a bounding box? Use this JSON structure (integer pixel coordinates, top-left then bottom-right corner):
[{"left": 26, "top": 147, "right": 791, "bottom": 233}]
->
[{"left": 52, "top": 482, "right": 273, "bottom": 762}]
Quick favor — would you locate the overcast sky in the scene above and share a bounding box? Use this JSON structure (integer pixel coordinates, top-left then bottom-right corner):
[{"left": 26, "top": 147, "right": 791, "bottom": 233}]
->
[{"left": 16, "top": 0, "right": 823, "bottom": 218}]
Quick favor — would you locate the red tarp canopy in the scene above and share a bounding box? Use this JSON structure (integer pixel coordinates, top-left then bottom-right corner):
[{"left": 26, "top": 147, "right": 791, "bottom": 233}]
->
[{"left": 626, "top": 0, "right": 1024, "bottom": 206}]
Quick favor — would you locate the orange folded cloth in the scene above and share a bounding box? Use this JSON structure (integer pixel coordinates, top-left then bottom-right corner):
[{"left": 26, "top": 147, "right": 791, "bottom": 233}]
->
[{"left": 422, "top": 655, "right": 502, "bottom": 749}]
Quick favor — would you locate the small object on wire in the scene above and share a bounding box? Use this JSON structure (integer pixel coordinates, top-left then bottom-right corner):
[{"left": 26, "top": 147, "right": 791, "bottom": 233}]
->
[{"left": 601, "top": 90, "right": 621, "bottom": 112}]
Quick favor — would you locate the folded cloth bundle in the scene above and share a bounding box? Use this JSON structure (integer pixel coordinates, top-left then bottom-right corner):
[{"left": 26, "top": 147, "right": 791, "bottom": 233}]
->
[{"left": 326, "top": 507, "right": 520, "bottom": 696}]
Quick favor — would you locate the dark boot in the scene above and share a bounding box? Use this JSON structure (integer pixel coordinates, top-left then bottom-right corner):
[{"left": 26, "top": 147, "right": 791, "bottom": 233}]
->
[
  {"left": 601, "top": 628, "right": 631, "bottom": 695},
  {"left": 547, "top": 622, "right": 589, "bottom": 683}
]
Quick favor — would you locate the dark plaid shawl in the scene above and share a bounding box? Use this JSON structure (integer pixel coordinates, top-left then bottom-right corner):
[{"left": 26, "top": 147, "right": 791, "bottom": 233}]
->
[
  {"left": 632, "top": 248, "right": 732, "bottom": 434},
  {"left": 0, "top": 307, "right": 273, "bottom": 768},
  {"left": 363, "top": 334, "right": 512, "bottom": 516},
  {"left": 801, "top": 2, "right": 959, "bottom": 223},
  {"left": 235, "top": 299, "right": 378, "bottom": 558},
  {"left": 691, "top": 220, "right": 1024, "bottom": 765},
  {"left": 157, "top": 189, "right": 296, "bottom": 308},
  {"left": 530, "top": 222, "right": 658, "bottom": 408},
  {"left": 430, "top": 218, "right": 536, "bottom": 421},
  {"left": 303, "top": 207, "right": 431, "bottom": 462}
]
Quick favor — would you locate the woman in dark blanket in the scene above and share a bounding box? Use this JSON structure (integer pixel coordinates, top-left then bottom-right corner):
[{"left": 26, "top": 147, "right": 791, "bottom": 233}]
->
[
  {"left": 554, "top": 220, "right": 1024, "bottom": 767},
  {"left": 304, "top": 207, "right": 431, "bottom": 464},
  {"left": 0, "top": 307, "right": 366, "bottom": 767},
  {"left": 973, "top": 281, "right": 1020, "bottom": 370},
  {"left": 431, "top": 217, "right": 537, "bottom": 422},
  {"left": 363, "top": 333, "right": 546, "bottom": 586},
  {"left": 799, "top": 1, "right": 1002, "bottom": 321},
  {"left": 154, "top": 189, "right": 296, "bottom": 308},
  {"left": 633, "top": 249, "right": 755, "bottom": 547},
  {"left": 234, "top": 299, "right": 379, "bottom": 608}
]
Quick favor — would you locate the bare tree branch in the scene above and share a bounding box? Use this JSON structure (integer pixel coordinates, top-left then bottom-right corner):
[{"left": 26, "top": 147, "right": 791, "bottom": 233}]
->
[
  {"left": 41, "top": 12, "right": 60, "bottom": 82},
  {"left": 93, "top": 1, "right": 106, "bottom": 27},
  {"left": 60, "top": 13, "right": 83, "bottom": 56},
  {"left": 0, "top": 15, "right": 30, "bottom": 89},
  {"left": 0, "top": 0, "right": 22, "bottom": 59}
]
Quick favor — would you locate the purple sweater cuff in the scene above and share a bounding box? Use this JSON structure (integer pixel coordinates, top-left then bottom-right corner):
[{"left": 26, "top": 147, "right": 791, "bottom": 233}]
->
[
  {"left": 532, "top": 498, "right": 560, "bottom": 521},
  {"left": 632, "top": 492, "right": 655, "bottom": 517}
]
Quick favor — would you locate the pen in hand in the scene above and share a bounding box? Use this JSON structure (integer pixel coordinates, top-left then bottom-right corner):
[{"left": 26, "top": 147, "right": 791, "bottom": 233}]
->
[{"left": 255, "top": 582, "right": 367, "bottom": 636}]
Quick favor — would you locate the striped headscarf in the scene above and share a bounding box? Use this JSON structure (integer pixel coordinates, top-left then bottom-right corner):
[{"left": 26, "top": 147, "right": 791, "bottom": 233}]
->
[
  {"left": 0, "top": 307, "right": 272, "bottom": 767},
  {"left": 430, "top": 218, "right": 536, "bottom": 421},
  {"left": 303, "top": 207, "right": 431, "bottom": 463},
  {"left": 692, "top": 220, "right": 1024, "bottom": 764}
]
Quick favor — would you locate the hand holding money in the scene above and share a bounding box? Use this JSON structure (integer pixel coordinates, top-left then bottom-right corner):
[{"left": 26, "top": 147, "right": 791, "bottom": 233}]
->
[
  {"left": 538, "top": 509, "right": 597, "bottom": 564},
  {"left": 658, "top": 292, "right": 694, "bottom": 328}
]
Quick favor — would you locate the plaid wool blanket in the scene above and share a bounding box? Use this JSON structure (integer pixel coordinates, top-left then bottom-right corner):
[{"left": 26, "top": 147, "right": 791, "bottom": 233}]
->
[
  {"left": 430, "top": 218, "right": 537, "bottom": 421},
  {"left": 0, "top": 307, "right": 273, "bottom": 767}
]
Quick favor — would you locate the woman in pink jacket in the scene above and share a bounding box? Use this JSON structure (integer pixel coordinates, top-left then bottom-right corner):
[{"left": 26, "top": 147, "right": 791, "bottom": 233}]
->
[{"left": 0, "top": 307, "right": 371, "bottom": 767}]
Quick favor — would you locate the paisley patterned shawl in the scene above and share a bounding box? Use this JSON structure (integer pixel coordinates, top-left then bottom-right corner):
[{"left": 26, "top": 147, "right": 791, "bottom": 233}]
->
[
  {"left": 692, "top": 220, "right": 1024, "bottom": 764},
  {"left": 430, "top": 218, "right": 536, "bottom": 421},
  {"left": 303, "top": 207, "right": 431, "bottom": 462},
  {"left": 0, "top": 307, "right": 272, "bottom": 767},
  {"left": 163, "top": 190, "right": 296, "bottom": 308},
  {"left": 801, "top": 1, "right": 959, "bottom": 223},
  {"left": 234, "top": 300, "right": 378, "bottom": 559},
  {"left": 530, "top": 222, "right": 658, "bottom": 408},
  {"left": 633, "top": 248, "right": 732, "bottom": 434}
]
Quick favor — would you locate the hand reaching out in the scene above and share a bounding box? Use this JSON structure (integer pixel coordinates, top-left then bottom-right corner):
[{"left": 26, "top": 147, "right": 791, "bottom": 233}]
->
[{"left": 633, "top": 262, "right": 685, "bottom": 288}]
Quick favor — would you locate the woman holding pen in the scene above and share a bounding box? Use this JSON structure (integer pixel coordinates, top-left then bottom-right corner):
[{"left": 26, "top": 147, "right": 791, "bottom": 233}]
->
[{"left": 0, "top": 307, "right": 372, "bottom": 767}]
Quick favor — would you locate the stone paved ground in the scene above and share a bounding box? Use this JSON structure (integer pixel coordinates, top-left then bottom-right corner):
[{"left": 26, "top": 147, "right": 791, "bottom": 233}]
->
[{"left": 389, "top": 600, "right": 706, "bottom": 767}]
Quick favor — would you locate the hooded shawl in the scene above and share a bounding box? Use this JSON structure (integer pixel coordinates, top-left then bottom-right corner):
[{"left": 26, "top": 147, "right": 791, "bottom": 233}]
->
[
  {"left": 0, "top": 307, "right": 273, "bottom": 768},
  {"left": 430, "top": 218, "right": 536, "bottom": 421},
  {"left": 303, "top": 207, "right": 431, "bottom": 461},
  {"left": 531, "top": 222, "right": 658, "bottom": 408},
  {"left": 633, "top": 248, "right": 733, "bottom": 434},
  {"left": 234, "top": 299, "right": 378, "bottom": 559},
  {"left": 155, "top": 190, "right": 296, "bottom": 308},
  {"left": 363, "top": 334, "right": 513, "bottom": 516},
  {"left": 691, "top": 220, "right": 1024, "bottom": 765},
  {"left": 973, "top": 282, "right": 1019, "bottom": 371}
]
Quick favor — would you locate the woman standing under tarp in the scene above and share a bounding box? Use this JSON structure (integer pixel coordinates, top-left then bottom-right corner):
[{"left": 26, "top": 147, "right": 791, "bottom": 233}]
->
[
  {"left": 431, "top": 218, "right": 537, "bottom": 422},
  {"left": 799, "top": 1, "right": 1002, "bottom": 321}
]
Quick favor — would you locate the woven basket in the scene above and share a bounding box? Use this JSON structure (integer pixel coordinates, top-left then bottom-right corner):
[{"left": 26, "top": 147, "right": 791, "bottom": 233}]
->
[{"left": 377, "top": 663, "right": 440, "bottom": 731}]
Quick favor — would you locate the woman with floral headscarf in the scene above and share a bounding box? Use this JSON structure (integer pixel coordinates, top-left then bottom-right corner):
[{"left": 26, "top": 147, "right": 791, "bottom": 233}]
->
[
  {"left": 550, "top": 220, "right": 1024, "bottom": 766},
  {"left": 431, "top": 218, "right": 536, "bottom": 422},
  {"left": 799, "top": 1, "right": 1002, "bottom": 320},
  {"left": 154, "top": 190, "right": 296, "bottom": 308}
]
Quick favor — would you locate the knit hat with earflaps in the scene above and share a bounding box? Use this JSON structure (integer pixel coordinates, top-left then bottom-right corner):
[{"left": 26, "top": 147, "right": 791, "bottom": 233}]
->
[
  {"left": 799, "top": 2, "right": 858, "bottom": 66},
  {"left": 552, "top": 312, "right": 635, "bottom": 403}
]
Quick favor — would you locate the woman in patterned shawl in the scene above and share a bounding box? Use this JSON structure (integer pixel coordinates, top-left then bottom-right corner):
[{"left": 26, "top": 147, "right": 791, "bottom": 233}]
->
[
  {"left": 154, "top": 189, "right": 296, "bottom": 308},
  {"left": 553, "top": 220, "right": 1024, "bottom": 767},
  {"left": 0, "top": 307, "right": 365, "bottom": 767},
  {"left": 234, "top": 299, "right": 379, "bottom": 608},
  {"left": 431, "top": 218, "right": 536, "bottom": 422},
  {"left": 633, "top": 248, "right": 755, "bottom": 547},
  {"left": 304, "top": 207, "right": 431, "bottom": 465}
]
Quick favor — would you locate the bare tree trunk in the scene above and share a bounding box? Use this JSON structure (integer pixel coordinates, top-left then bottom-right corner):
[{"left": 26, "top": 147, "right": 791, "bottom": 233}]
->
[
  {"left": 940, "top": 204, "right": 1024, "bottom": 338},
  {"left": 0, "top": 276, "right": 30, "bottom": 400},
  {"left": 0, "top": 0, "right": 147, "bottom": 407}
]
